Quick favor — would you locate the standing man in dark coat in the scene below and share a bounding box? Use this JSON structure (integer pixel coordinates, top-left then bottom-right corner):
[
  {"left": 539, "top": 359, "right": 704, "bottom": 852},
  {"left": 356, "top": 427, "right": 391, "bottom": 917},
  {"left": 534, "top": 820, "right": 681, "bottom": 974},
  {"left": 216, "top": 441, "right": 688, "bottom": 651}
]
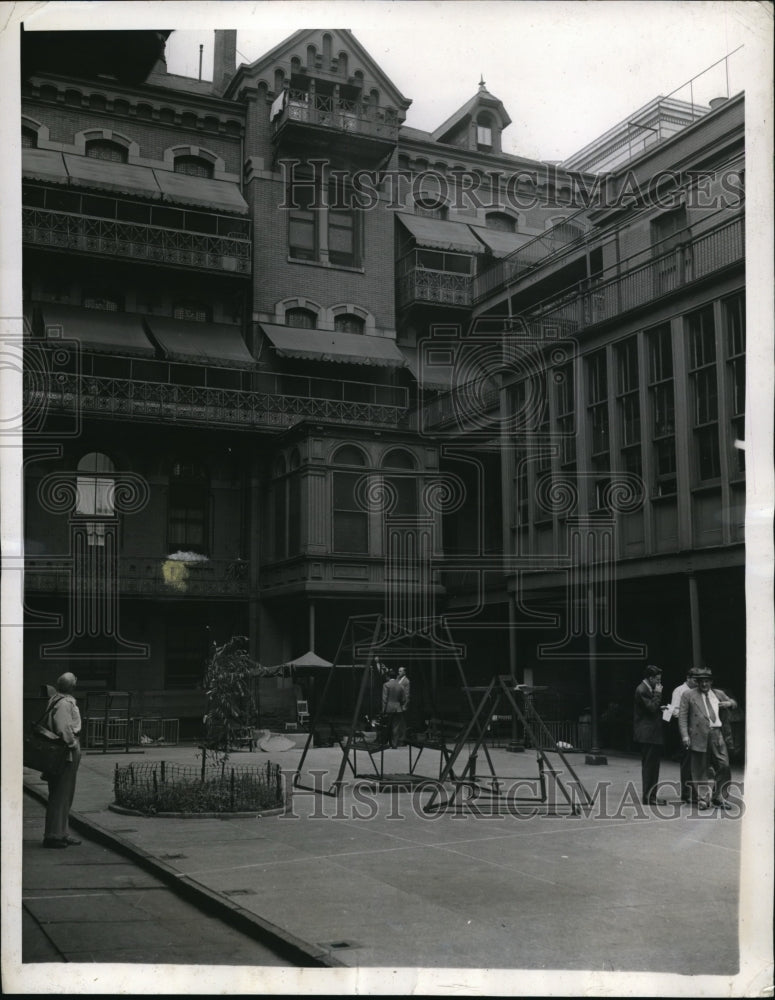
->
[
  {"left": 382, "top": 667, "right": 406, "bottom": 749},
  {"left": 633, "top": 665, "right": 665, "bottom": 805},
  {"left": 678, "top": 665, "right": 737, "bottom": 809}
]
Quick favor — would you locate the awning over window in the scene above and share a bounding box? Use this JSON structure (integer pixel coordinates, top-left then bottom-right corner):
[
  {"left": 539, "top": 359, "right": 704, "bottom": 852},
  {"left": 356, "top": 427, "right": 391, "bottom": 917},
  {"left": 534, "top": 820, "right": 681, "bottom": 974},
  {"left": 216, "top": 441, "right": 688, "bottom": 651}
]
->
[
  {"left": 152, "top": 171, "right": 249, "bottom": 215},
  {"left": 38, "top": 304, "right": 156, "bottom": 357},
  {"left": 396, "top": 213, "right": 485, "bottom": 254},
  {"left": 469, "top": 226, "right": 534, "bottom": 258},
  {"left": 260, "top": 323, "right": 407, "bottom": 368},
  {"left": 399, "top": 346, "right": 455, "bottom": 389},
  {"left": 145, "top": 316, "right": 254, "bottom": 368},
  {"left": 63, "top": 154, "right": 162, "bottom": 200},
  {"left": 22, "top": 148, "right": 69, "bottom": 185}
]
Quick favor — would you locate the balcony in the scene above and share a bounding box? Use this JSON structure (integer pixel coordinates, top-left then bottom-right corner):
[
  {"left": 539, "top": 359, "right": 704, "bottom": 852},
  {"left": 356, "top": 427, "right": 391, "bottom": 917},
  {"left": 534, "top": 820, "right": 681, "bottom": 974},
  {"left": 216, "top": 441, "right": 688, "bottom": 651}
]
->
[
  {"left": 518, "top": 214, "right": 743, "bottom": 336},
  {"left": 272, "top": 90, "right": 399, "bottom": 162},
  {"left": 24, "top": 556, "right": 249, "bottom": 599},
  {"left": 24, "top": 371, "right": 409, "bottom": 431},
  {"left": 396, "top": 249, "right": 473, "bottom": 310},
  {"left": 22, "top": 206, "right": 251, "bottom": 276}
]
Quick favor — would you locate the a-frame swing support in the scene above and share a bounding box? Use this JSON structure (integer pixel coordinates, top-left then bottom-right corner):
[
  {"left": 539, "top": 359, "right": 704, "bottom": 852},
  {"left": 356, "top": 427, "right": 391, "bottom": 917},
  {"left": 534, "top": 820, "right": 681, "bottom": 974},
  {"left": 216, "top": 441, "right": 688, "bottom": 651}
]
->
[
  {"left": 423, "top": 675, "right": 594, "bottom": 816},
  {"left": 292, "top": 614, "right": 499, "bottom": 796}
]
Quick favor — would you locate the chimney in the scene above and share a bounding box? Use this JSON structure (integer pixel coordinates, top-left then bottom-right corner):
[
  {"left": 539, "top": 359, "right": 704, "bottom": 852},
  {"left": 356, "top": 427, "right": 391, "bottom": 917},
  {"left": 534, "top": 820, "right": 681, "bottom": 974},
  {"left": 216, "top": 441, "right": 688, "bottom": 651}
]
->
[{"left": 213, "top": 29, "right": 237, "bottom": 94}]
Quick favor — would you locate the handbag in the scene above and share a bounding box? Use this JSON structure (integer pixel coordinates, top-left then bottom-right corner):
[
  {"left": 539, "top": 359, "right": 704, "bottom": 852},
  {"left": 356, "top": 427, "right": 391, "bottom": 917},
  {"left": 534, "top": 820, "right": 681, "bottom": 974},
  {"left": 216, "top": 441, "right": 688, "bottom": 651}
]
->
[{"left": 23, "top": 707, "right": 68, "bottom": 777}]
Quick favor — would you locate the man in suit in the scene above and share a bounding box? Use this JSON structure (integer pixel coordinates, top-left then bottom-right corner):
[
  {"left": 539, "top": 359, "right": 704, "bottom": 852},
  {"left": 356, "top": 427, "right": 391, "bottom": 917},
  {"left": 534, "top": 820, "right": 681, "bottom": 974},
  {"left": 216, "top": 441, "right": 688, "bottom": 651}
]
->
[
  {"left": 633, "top": 665, "right": 665, "bottom": 805},
  {"left": 396, "top": 667, "right": 410, "bottom": 746},
  {"left": 678, "top": 665, "right": 737, "bottom": 810},
  {"left": 668, "top": 668, "right": 698, "bottom": 803},
  {"left": 382, "top": 667, "right": 406, "bottom": 749}
]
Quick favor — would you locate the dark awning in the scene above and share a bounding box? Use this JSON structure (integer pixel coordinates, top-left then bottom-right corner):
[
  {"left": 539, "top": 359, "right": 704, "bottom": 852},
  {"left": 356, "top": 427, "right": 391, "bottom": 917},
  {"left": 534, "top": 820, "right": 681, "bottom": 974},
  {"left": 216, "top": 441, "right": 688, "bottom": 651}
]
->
[
  {"left": 22, "top": 148, "right": 69, "bottom": 185},
  {"left": 152, "top": 170, "right": 249, "bottom": 215},
  {"left": 63, "top": 154, "right": 162, "bottom": 200},
  {"left": 146, "top": 316, "right": 254, "bottom": 368},
  {"left": 39, "top": 303, "right": 156, "bottom": 357},
  {"left": 396, "top": 213, "right": 484, "bottom": 254},
  {"left": 469, "top": 226, "right": 534, "bottom": 258},
  {"left": 399, "top": 346, "right": 455, "bottom": 389},
  {"left": 260, "top": 323, "right": 407, "bottom": 368}
]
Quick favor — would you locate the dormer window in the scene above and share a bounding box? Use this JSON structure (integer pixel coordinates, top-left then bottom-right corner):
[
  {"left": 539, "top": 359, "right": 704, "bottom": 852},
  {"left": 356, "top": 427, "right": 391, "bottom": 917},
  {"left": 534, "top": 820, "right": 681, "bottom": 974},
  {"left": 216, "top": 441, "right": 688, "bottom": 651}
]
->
[
  {"left": 85, "top": 140, "right": 128, "bottom": 163},
  {"left": 476, "top": 113, "right": 494, "bottom": 150},
  {"left": 174, "top": 156, "right": 214, "bottom": 179}
]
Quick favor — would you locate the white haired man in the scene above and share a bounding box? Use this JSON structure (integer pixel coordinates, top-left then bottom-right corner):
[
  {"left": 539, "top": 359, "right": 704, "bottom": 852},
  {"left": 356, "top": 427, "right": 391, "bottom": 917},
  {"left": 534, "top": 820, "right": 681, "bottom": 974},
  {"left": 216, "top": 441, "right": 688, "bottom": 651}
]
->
[{"left": 42, "top": 672, "right": 82, "bottom": 848}]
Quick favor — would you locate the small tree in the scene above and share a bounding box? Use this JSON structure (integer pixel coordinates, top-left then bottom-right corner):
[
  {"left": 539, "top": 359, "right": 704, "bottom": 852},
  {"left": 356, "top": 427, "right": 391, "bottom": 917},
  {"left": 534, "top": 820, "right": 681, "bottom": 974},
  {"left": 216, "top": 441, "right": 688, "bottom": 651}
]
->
[{"left": 202, "top": 635, "right": 259, "bottom": 763}]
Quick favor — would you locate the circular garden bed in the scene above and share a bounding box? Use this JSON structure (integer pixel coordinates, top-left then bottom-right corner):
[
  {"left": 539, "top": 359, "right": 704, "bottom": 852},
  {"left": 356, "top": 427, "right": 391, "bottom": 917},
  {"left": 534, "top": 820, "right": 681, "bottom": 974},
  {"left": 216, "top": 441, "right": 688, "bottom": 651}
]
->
[{"left": 112, "top": 759, "right": 286, "bottom": 816}]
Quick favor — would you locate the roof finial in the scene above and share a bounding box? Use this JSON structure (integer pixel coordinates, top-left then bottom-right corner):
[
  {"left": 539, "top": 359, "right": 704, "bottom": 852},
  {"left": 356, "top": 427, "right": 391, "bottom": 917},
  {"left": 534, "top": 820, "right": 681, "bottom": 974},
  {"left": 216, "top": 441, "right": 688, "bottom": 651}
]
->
[{"left": 478, "top": 75, "right": 486, "bottom": 91}]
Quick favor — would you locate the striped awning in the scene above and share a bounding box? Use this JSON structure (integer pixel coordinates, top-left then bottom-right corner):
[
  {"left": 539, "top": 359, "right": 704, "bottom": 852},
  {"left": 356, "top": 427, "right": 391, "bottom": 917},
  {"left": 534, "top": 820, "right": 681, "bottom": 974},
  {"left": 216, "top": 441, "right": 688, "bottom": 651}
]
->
[
  {"left": 396, "top": 213, "right": 485, "bottom": 254},
  {"left": 146, "top": 316, "right": 254, "bottom": 368},
  {"left": 38, "top": 304, "right": 156, "bottom": 357},
  {"left": 260, "top": 324, "right": 407, "bottom": 368}
]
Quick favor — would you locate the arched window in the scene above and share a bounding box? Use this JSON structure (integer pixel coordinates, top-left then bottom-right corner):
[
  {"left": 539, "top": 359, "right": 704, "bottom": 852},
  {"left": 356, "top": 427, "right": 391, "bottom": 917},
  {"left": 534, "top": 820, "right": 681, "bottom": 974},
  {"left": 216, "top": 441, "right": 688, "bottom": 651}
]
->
[
  {"left": 332, "top": 445, "right": 368, "bottom": 554},
  {"left": 174, "top": 155, "right": 214, "bottom": 179},
  {"left": 76, "top": 452, "right": 115, "bottom": 518},
  {"left": 85, "top": 139, "right": 128, "bottom": 163},
  {"left": 286, "top": 307, "right": 317, "bottom": 329},
  {"left": 415, "top": 197, "right": 448, "bottom": 221},
  {"left": 168, "top": 461, "right": 208, "bottom": 554},
  {"left": 173, "top": 301, "right": 211, "bottom": 322},
  {"left": 21, "top": 127, "right": 37, "bottom": 148},
  {"left": 485, "top": 212, "right": 516, "bottom": 233},
  {"left": 381, "top": 449, "right": 417, "bottom": 515},
  {"left": 334, "top": 313, "right": 365, "bottom": 335}
]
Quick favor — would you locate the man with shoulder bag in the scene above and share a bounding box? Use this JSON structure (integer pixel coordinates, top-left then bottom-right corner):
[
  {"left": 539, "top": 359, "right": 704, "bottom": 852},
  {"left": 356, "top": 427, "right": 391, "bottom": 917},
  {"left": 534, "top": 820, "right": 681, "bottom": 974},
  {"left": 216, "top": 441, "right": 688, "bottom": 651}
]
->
[{"left": 40, "top": 673, "right": 83, "bottom": 848}]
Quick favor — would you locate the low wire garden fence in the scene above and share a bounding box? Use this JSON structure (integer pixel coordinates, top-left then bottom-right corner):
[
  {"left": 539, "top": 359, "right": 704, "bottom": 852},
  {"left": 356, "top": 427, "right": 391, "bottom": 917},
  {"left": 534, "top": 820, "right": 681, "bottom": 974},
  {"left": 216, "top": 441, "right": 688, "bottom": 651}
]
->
[{"left": 113, "top": 760, "right": 285, "bottom": 815}]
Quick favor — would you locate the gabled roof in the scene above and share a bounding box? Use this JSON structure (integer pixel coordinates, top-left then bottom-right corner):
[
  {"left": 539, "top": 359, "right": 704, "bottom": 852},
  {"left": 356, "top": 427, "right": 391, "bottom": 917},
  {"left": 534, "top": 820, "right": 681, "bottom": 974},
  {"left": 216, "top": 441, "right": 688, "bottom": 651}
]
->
[
  {"left": 225, "top": 29, "right": 411, "bottom": 115},
  {"left": 432, "top": 84, "right": 511, "bottom": 143}
]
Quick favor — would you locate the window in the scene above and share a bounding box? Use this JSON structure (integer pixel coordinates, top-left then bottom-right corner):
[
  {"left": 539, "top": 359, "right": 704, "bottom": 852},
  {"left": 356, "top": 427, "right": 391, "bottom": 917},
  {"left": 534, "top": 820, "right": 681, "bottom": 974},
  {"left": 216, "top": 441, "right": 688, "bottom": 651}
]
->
[
  {"left": 476, "top": 113, "right": 493, "bottom": 150},
  {"left": 271, "top": 455, "right": 301, "bottom": 560},
  {"left": 724, "top": 294, "right": 745, "bottom": 476},
  {"left": 168, "top": 462, "right": 208, "bottom": 554},
  {"left": 22, "top": 127, "right": 37, "bottom": 148},
  {"left": 173, "top": 301, "right": 210, "bottom": 322},
  {"left": 76, "top": 453, "right": 115, "bottom": 520},
  {"left": 555, "top": 362, "right": 576, "bottom": 474},
  {"left": 287, "top": 165, "right": 362, "bottom": 267},
  {"left": 415, "top": 197, "right": 448, "bottom": 220},
  {"left": 165, "top": 621, "right": 207, "bottom": 690},
  {"left": 286, "top": 307, "right": 317, "bottom": 329},
  {"left": 381, "top": 449, "right": 417, "bottom": 516},
  {"left": 334, "top": 313, "right": 364, "bottom": 335},
  {"left": 647, "top": 324, "right": 676, "bottom": 495},
  {"left": 332, "top": 446, "right": 368, "bottom": 554},
  {"left": 85, "top": 140, "right": 128, "bottom": 163},
  {"left": 328, "top": 180, "right": 360, "bottom": 267},
  {"left": 616, "top": 337, "right": 642, "bottom": 478},
  {"left": 687, "top": 306, "right": 720, "bottom": 482},
  {"left": 174, "top": 156, "right": 214, "bottom": 178},
  {"left": 587, "top": 351, "right": 610, "bottom": 508},
  {"left": 485, "top": 212, "right": 516, "bottom": 233}
]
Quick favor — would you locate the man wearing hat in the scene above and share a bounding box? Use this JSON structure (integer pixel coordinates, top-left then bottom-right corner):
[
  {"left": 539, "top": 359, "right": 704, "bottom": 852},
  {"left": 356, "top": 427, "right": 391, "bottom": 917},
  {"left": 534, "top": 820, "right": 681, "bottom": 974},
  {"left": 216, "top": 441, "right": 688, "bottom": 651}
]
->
[
  {"left": 678, "top": 666, "right": 737, "bottom": 809},
  {"left": 633, "top": 665, "right": 666, "bottom": 805}
]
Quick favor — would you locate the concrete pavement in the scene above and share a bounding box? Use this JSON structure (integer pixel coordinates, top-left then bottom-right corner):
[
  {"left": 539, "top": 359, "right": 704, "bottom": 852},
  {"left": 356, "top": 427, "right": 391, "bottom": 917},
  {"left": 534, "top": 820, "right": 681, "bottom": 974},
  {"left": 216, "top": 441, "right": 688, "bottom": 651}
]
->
[{"left": 19, "top": 740, "right": 744, "bottom": 975}]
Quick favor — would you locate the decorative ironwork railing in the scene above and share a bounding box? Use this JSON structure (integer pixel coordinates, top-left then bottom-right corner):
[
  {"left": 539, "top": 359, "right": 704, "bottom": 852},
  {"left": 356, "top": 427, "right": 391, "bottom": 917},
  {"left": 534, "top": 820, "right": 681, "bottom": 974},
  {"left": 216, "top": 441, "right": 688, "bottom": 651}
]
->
[
  {"left": 24, "top": 372, "right": 408, "bottom": 430},
  {"left": 396, "top": 267, "right": 472, "bottom": 308},
  {"left": 22, "top": 207, "right": 251, "bottom": 275},
  {"left": 277, "top": 90, "right": 399, "bottom": 142},
  {"left": 24, "top": 556, "right": 250, "bottom": 598}
]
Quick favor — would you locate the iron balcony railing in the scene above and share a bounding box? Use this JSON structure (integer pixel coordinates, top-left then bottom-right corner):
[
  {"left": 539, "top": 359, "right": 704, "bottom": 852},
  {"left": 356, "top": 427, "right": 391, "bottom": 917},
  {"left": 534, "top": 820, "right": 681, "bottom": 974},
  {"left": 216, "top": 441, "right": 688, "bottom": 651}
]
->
[
  {"left": 519, "top": 214, "right": 744, "bottom": 337},
  {"left": 276, "top": 90, "right": 399, "bottom": 143},
  {"left": 24, "top": 556, "right": 250, "bottom": 598},
  {"left": 25, "top": 372, "right": 409, "bottom": 431},
  {"left": 396, "top": 267, "right": 472, "bottom": 308},
  {"left": 22, "top": 207, "right": 252, "bottom": 276}
]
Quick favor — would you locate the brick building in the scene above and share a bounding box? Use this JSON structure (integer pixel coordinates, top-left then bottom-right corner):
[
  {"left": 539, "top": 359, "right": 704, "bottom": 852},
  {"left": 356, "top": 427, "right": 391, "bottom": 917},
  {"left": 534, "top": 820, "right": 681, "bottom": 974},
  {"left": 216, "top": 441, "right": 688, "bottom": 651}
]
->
[{"left": 21, "top": 28, "right": 745, "bottom": 747}]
